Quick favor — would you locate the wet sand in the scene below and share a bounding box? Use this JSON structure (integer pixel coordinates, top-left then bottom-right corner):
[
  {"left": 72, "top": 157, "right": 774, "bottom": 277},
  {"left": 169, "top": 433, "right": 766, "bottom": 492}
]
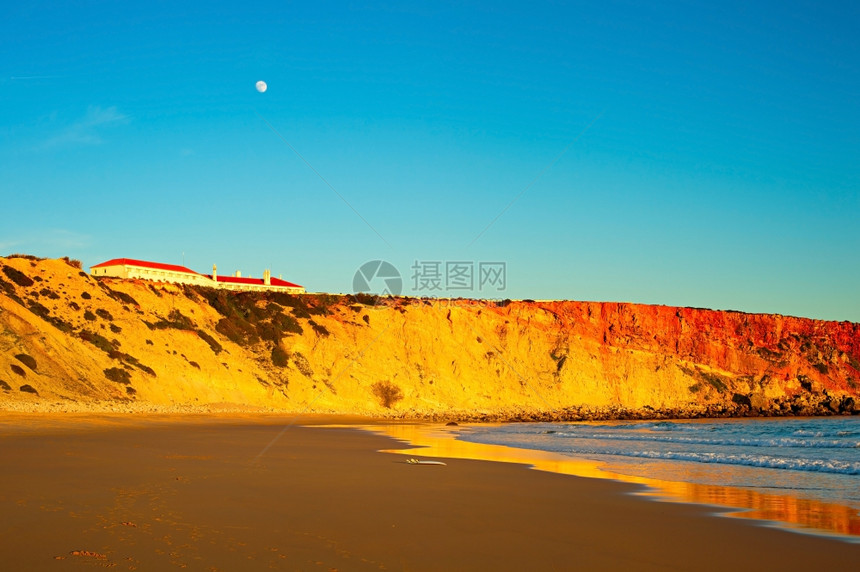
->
[{"left": 0, "top": 415, "right": 858, "bottom": 571}]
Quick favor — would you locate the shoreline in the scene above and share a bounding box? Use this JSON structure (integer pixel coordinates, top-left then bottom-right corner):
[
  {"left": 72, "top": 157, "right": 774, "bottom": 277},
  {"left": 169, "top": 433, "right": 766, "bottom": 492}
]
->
[
  {"left": 1, "top": 414, "right": 858, "bottom": 570},
  {"left": 354, "top": 422, "right": 860, "bottom": 543}
]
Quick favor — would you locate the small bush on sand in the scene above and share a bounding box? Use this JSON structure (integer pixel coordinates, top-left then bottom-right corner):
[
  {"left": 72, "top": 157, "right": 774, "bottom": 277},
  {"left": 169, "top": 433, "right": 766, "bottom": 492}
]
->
[
  {"left": 10, "top": 364, "right": 26, "bottom": 377},
  {"left": 0, "top": 380, "right": 11, "bottom": 391},
  {"left": 84, "top": 310, "right": 97, "bottom": 321},
  {"left": 371, "top": 381, "right": 404, "bottom": 409},
  {"left": 19, "top": 384, "right": 38, "bottom": 395},
  {"left": 81, "top": 291, "right": 92, "bottom": 300}
]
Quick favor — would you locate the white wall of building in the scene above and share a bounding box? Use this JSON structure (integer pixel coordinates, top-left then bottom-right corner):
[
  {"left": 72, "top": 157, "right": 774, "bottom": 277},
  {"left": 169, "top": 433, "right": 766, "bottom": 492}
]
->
[{"left": 91, "top": 264, "right": 305, "bottom": 293}]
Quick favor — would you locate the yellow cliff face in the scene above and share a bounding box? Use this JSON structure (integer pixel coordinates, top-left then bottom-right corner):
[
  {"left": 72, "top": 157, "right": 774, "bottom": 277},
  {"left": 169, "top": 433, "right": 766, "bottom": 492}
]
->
[{"left": 1, "top": 256, "right": 858, "bottom": 417}]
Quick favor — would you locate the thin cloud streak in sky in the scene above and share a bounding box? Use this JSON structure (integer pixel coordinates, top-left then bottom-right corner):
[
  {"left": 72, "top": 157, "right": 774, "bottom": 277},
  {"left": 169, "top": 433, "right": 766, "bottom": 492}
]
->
[
  {"left": 41, "top": 106, "right": 128, "bottom": 149},
  {"left": 0, "top": 230, "right": 92, "bottom": 255},
  {"left": 0, "top": 241, "right": 20, "bottom": 253},
  {"left": 9, "top": 75, "right": 65, "bottom": 80}
]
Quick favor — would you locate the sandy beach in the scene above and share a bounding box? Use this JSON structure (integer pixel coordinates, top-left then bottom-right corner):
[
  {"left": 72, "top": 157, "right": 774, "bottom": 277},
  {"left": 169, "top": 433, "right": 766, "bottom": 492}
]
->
[{"left": 1, "top": 415, "right": 858, "bottom": 571}]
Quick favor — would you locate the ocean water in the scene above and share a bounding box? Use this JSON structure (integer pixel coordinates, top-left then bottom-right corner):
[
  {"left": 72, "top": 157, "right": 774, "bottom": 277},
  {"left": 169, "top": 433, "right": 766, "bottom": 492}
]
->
[{"left": 458, "top": 417, "right": 860, "bottom": 537}]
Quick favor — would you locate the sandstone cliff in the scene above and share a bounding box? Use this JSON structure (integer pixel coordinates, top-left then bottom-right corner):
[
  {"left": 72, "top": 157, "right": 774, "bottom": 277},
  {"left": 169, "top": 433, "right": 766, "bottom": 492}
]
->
[{"left": 1, "top": 256, "right": 858, "bottom": 418}]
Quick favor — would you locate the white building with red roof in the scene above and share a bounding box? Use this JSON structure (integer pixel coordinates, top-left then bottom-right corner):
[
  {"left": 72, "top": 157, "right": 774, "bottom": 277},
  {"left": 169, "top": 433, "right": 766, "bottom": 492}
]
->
[{"left": 90, "top": 258, "right": 304, "bottom": 294}]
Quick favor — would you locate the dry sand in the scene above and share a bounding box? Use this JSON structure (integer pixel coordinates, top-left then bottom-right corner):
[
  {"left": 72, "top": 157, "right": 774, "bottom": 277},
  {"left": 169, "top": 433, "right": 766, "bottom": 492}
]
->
[{"left": 0, "top": 415, "right": 858, "bottom": 571}]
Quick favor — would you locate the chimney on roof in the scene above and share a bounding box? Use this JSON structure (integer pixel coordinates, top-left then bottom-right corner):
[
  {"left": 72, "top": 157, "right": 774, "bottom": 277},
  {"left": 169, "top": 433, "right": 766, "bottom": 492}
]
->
[
  {"left": 212, "top": 264, "right": 217, "bottom": 282},
  {"left": 264, "top": 269, "right": 271, "bottom": 286},
  {"left": 235, "top": 270, "right": 241, "bottom": 278}
]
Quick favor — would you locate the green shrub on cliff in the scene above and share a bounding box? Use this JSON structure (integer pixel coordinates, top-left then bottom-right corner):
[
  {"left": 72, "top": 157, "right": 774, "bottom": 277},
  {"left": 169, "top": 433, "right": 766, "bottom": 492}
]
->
[
  {"left": 700, "top": 372, "right": 728, "bottom": 393},
  {"left": 292, "top": 353, "right": 314, "bottom": 377},
  {"left": 197, "top": 288, "right": 308, "bottom": 347},
  {"left": 215, "top": 316, "right": 259, "bottom": 347},
  {"left": 149, "top": 309, "right": 194, "bottom": 330},
  {"left": 273, "top": 311, "right": 303, "bottom": 335},
  {"left": 14, "top": 354, "right": 37, "bottom": 371},
  {"left": 271, "top": 345, "right": 289, "bottom": 368},
  {"left": 350, "top": 292, "right": 380, "bottom": 306},
  {"left": 104, "top": 368, "right": 131, "bottom": 384},
  {"left": 39, "top": 287, "right": 60, "bottom": 300},
  {"left": 24, "top": 299, "right": 73, "bottom": 332},
  {"left": 95, "top": 308, "right": 114, "bottom": 321},
  {"left": 308, "top": 320, "right": 330, "bottom": 337},
  {"left": 78, "top": 330, "right": 116, "bottom": 354},
  {"left": 6, "top": 254, "right": 42, "bottom": 261},
  {"left": 196, "top": 329, "right": 223, "bottom": 354},
  {"left": 0, "top": 274, "right": 24, "bottom": 304},
  {"left": 1, "top": 265, "right": 34, "bottom": 287},
  {"left": 99, "top": 285, "right": 138, "bottom": 306}
]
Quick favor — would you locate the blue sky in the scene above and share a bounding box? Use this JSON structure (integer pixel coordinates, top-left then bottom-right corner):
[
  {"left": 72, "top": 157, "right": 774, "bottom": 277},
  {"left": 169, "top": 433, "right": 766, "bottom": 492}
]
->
[{"left": 2, "top": 1, "right": 858, "bottom": 321}]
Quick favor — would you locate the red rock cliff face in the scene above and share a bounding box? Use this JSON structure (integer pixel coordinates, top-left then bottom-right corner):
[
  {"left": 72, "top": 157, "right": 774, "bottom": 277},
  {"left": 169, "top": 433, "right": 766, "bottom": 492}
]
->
[
  {"left": 501, "top": 301, "right": 860, "bottom": 417},
  {"left": 1, "top": 256, "right": 858, "bottom": 417}
]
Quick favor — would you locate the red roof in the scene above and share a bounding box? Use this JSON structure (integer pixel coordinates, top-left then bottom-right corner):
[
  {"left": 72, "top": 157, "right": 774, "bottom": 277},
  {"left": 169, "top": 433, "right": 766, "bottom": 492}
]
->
[
  {"left": 91, "top": 258, "right": 202, "bottom": 275},
  {"left": 206, "top": 275, "right": 303, "bottom": 289},
  {"left": 92, "top": 258, "right": 303, "bottom": 289}
]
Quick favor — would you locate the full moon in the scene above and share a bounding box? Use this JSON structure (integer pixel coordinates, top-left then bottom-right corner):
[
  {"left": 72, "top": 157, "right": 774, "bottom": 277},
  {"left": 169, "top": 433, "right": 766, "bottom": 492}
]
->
[{"left": 255, "top": 80, "right": 267, "bottom": 93}]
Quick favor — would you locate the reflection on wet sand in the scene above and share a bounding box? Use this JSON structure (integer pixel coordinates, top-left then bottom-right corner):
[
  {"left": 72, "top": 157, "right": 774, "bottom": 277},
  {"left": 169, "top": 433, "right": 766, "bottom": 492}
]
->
[{"left": 360, "top": 424, "right": 860, "bottom": 542}]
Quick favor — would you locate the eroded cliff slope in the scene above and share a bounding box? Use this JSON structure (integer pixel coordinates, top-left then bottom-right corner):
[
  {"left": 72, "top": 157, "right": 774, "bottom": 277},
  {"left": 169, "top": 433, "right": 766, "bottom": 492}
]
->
[{"left": 1, "top": 256, "right": 858, "bottom": 418}]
